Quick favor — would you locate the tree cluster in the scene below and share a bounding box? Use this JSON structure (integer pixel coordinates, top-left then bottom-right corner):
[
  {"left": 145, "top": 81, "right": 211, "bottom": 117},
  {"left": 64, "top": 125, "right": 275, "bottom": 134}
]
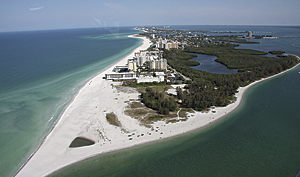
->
[
  {"left": 164, "top": 44, "right": 299, "bottom": 111},
  {"left": 141, "top": 88, "right": 178, "bottom": 115}
]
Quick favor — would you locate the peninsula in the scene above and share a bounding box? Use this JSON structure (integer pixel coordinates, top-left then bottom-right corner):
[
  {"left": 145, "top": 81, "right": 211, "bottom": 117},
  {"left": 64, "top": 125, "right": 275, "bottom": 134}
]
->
[{"left": 16, "top": 27, "right": 300, "bottom": 177}]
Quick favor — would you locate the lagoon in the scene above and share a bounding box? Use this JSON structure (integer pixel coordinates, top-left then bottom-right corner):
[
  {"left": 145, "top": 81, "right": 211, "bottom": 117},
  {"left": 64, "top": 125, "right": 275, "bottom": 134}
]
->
[{"left": 190, "top": 53, "right": 238, "bottom": 74}]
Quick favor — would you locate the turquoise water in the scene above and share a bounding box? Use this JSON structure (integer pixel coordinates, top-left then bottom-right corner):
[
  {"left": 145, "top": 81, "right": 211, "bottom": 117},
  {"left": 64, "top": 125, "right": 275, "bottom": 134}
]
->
[
  {"left": 0, "top": 27, "right": 143, "bottom": 177},
  {"left": 50, "top": 26, "right": 300, "bottom": 177}
]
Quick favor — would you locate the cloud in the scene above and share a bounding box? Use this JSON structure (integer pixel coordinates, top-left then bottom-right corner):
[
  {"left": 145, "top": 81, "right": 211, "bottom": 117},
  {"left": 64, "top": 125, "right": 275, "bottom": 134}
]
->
[
  {"left": 104, "top": 3, "right": 124, "bottom": 10},
  {"left": 29, "top": 6, "right": 45, "bottom": 11}
]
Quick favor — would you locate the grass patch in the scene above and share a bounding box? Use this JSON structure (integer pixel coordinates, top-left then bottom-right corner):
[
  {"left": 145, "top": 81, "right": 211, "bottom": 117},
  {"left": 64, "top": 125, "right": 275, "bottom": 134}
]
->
[
  {"left": 166, "top": 119, "right": 179, "bottom": 124},
  {"left": 128, "top": 102, "right": 144, "bottom": 108},
  {"left": 115, "top": 85, "right": 138, "bottom": 94},
  {"left": 166, "top": 117, "right": 188, "bottom": 124},
  {"left": 136, "top": 85, "right": 172, "bottom": 93},
  {"left": 149, "top": 85, "right": 172, "bottom": 92},
  {"left": 125, "top": 101, "right": 177, "bottom": 126},
  {"left": 125, "top": 108, "right": 150, "bottom": 116},
  {"left": 106, "top": 112, "right": 121, "bottom": 127},
  {"left": 179, "top": 108, "right": 195, "bottom": 118},
  {"left": 148, "top": 115, "right": 164, "bottom": 121}
]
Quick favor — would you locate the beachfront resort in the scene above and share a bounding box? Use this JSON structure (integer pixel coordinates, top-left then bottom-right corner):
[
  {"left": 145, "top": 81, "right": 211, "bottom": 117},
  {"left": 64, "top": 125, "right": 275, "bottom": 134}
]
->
[
  {"left": 105, "top": 50, "right": 167, "bottom": 83},
  {"left": 104, "top": 38, "right": 180, "bottom": 84}
]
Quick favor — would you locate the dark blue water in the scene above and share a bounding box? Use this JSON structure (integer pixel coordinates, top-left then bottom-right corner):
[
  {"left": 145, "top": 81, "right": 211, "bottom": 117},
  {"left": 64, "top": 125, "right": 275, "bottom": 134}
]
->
[
  {"left": 0, "top": 27, "right": 143, "bottom": 177},
  {"left": 190, "top": 54, "right": 238, "bottom": 74},
  {"left": 50, "top": 25, "right": 300, "bottom": 177}
]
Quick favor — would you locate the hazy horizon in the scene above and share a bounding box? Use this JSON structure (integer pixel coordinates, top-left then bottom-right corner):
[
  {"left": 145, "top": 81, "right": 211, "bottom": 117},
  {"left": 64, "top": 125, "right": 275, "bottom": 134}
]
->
[{"left": 1, "top": 0, "right": 300, "bottom": 32}]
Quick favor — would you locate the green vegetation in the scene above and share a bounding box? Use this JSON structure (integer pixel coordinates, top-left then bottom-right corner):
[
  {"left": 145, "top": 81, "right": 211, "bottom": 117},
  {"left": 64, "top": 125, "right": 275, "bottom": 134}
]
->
[
  {"left": 141, "top": 88, "right": 178, "bottom": 115},
  {"left": 132, "top": 28, "right": 298, "bottom": 115},
  {"left": 124, "top": 81, "right": 168, "bottom": 88},
  {"left": 106, "top": 112, "right": 121, "bottom": 127},
  {"left": 269, "top": 51, "right": 285, "bottom": 55},
  {"left": 277, "top": 54, "right": 289, "bottom": 58},
  {"left": 127, "top": 101, "right": 144, "bottom": 108},
  {"left": 178, "top": 108, "right": 195, "bottom": 118},
  {"left": 124, "top": 101, "right": 177, "bottom": 126},
  {"left": 163, "top": 49, "right": 198, "bottom": 66},
  {"left": 184, "top": 44, "right": 269, "bottom": 69},
  {"left": 164, "top": 45, "right": 299, "bottom": 111},
  {"left": 215, "top": 37, "right": 259, "bottom": 44}
]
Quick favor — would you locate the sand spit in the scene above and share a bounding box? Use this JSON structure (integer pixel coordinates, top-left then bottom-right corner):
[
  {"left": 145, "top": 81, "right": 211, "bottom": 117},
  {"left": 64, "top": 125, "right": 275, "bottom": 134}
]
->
[{"left": 16, "top": 35, "right": 300, "bottom": 176}]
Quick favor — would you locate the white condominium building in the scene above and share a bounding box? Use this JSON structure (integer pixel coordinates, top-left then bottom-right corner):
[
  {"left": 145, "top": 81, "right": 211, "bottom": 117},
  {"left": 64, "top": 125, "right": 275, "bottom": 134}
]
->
[
  {"left": 165, "top": 41, "right": 178, "bottom": 50},
  {"left": 156, "top": 38, "right": 178, "bottom": 50},
  {"left": 128, "top": 59, "right": 137, "bottom": 72},
  {"left": 150, "top": 59, "right": 167, "bottom": 70}
]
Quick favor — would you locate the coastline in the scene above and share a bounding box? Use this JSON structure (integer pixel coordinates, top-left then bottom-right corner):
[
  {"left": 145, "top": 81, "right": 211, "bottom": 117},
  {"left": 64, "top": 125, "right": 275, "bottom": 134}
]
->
[
  {"left": 15, "top": 32, "right": 300, "bottom": 176},
  {"left": 15, "top": 35, "right": 151, "bottom": 177}
]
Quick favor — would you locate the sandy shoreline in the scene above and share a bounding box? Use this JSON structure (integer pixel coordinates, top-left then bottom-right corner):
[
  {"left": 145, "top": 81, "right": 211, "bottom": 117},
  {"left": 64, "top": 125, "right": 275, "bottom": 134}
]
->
[
  {"left": 15, "top": 34, "right": 300, "bottom": 176},
  {"left": 15, "top": 35, "right": 151, "bottom": 177}
]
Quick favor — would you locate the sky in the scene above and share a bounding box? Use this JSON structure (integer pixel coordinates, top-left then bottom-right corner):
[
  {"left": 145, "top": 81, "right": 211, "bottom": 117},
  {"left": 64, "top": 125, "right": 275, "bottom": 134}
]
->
[{"left": 1, "top": 0, "right": 300, "bottom": 32}]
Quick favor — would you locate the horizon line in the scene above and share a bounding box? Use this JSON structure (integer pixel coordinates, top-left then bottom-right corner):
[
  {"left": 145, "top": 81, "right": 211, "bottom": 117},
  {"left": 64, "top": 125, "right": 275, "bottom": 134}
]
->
[{"left": 1, "top": 24, "right": 300, "bottom": 33}]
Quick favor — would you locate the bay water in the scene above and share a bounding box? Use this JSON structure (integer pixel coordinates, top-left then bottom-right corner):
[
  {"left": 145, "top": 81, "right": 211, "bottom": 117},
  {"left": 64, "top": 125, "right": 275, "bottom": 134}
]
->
[
  {"left": 190, "top": 54, "right": 239, "bottom": 74},
  {"left": 0, "top": 27, "right": 143, "bottom": 177},
  {"left": 50, "top": 26, "right": 300, "bottom": 177}
]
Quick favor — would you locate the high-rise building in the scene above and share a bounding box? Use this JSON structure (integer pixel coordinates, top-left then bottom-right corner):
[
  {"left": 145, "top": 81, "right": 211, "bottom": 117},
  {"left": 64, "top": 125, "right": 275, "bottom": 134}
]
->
[
  {"left": 165, "top": 41, "right": 179, "bottom": 50},
  {"left": 248, "top": 31, "right": 253, "bottom": 38},
  {"left": 133, "top": 52, "right": 146, "bottom": 66},
  {"left": 150, "top": 59, "right": 167, "bottom": 70},
  {"left": 128, "top": 59, "right": 137, "bottom": 72},
  {"left": 157, "top": 39, "right": 178, "bottom": 50}
]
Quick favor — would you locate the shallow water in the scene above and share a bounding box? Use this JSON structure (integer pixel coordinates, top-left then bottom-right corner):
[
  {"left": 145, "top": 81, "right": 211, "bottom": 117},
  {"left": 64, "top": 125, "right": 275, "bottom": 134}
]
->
[
  {"left": 0, "top": 27, "right": 143, "bottom": 177},
  {"left": 50, "top": 26, "right": 300, "bottom": 177}
]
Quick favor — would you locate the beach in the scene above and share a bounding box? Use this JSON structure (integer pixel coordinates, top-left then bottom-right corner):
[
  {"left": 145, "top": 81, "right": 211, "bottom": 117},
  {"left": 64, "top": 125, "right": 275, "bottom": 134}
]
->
[{"left": 15, "top": 33, "right": 300, "bottom": 177}]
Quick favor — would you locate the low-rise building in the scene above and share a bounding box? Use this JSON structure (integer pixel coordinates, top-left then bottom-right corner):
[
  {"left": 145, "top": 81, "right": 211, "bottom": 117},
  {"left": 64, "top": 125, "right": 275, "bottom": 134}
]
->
[
  {"left": 105, "top": 72, "right": 136, "bottom": 81},
  {"left": 136, "top": 75, "right": 164, "bottom": 83},
  {"left": 154, "top": 72, "right": 165, "bottom": 77},
  {"left": 113, "top": 66, "right": 128, "bottom": 72}
]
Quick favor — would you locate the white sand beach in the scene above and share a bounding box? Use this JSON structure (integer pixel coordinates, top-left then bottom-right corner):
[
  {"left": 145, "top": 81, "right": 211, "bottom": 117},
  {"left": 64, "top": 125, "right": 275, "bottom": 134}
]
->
[{"left": 15, "top": 35, "right": 300, "bottom": 177}]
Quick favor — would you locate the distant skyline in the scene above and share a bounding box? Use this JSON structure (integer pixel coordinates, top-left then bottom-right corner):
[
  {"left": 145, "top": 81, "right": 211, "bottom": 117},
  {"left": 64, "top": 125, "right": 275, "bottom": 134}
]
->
[{"left": 1, "top": 0, "right": 300, "bottom": 32}]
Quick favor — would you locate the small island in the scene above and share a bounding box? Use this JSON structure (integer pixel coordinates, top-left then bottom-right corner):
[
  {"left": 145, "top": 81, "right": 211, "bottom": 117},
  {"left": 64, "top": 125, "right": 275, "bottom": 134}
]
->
[{"left": 269, "top": 51, "right": 286, "bottom": 55}]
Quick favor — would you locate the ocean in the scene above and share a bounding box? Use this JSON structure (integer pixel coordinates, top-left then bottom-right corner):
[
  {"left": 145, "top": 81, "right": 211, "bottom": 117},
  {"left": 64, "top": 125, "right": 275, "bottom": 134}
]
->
[
  {"left": 1, "top": 25, "right": 300, "bottom": 177},
  {"left": 0, "top": 27, "right": 143, "bottom": 177},
  {"left": 49, "top": 26, "right": 300, "bottom": 177}
]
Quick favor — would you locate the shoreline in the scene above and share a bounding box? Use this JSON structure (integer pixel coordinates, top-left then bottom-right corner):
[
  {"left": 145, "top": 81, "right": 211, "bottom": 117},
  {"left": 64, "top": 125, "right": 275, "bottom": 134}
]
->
[
  {"left": 50, "top": 55, "right": 300, "bottom": 175},
  {"left": 15, "top": 34, "right": 151, "bottom": 177},
  {"left": 15, "top": 33, "right": 300, "bottom": 176},
  {"left": 48, "top": 57, "right": 300, "bottom": 176}
]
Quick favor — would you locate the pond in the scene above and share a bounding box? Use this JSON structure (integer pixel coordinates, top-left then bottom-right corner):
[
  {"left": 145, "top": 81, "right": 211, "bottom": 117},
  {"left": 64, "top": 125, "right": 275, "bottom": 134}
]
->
[{"left": 190, "top": 54, "right": 239, "bottom": 74}]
